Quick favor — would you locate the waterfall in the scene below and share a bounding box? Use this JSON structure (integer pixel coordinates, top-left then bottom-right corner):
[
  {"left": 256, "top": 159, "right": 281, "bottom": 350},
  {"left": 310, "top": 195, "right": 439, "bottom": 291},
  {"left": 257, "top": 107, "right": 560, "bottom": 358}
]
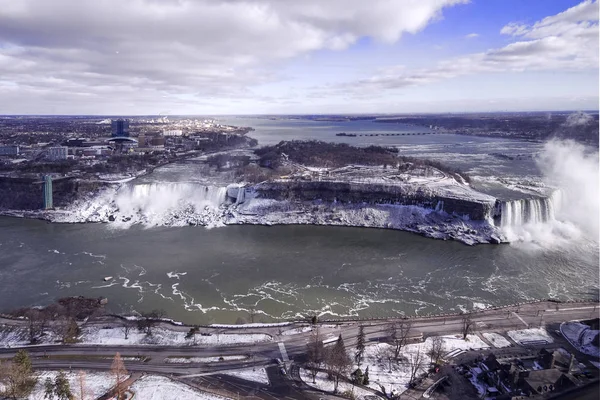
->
[
  {"left": 112, "top": 182, "right": 228, "bottom": 224},
  {"left": 499, "top": 191, "right": 562, "bottom": 228}
]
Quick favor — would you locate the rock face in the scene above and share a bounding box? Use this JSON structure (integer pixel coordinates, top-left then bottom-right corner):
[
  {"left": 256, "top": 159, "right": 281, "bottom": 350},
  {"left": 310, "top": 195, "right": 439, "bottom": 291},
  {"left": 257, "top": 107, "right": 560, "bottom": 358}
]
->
[
  {"left": 0, "top": 176, "right": 109, "bottom": 210},
  {"left": 254, "top": 181, "right": 495, "bottom": 221}
]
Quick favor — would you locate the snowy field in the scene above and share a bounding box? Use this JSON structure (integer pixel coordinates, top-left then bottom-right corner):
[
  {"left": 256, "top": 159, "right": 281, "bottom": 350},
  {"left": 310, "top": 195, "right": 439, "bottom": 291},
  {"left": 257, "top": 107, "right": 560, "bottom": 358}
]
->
[
  {"left": 80, "top": 326, "right": 271, "bottom": 346},
  {"left": 300, "top": 368, "right": 375, "bottom": 399},
  {"left": 130, "top": 375, "right": 230, "bottom": 400},
  {"left": 561, "top": 322, "right": 600, "bottom": 357},
  {"left": 165, "top": 355, "right": 247, "bottom": 363},
  {"left": 507, "top": 328, "right": 554, "bottom": 345},
  {"left": 482, "top": 332, "right": 513, "bottom": 348},
  {"left": 222, "top": 367, "right": 270, "bottom": 384},
  {"left": 27, "top": 371, "right": 119, "bottom": 400}
]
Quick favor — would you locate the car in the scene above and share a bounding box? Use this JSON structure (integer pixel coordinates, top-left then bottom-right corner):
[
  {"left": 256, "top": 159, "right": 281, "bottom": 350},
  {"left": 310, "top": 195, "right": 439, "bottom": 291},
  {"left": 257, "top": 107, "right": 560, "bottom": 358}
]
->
[
  {"left": 280, "top": 367, "right": 287, "bottom": 375},
  {"left": 274, "top": 358, "right": 283, "bottom": 365}
]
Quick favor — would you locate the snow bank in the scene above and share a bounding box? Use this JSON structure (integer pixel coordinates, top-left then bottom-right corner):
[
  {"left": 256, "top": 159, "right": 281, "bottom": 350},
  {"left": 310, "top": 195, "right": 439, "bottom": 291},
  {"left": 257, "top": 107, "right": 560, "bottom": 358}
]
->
[
  {"left": 165, "top": 356, "right": 247, "bottom": 363},
  {"left": 80, "top": 326, "right": 272, "bottom": 346},
  {"left": 223, "top": 368, "right": 270, "bottom": 385},
  {"left": 482, "top": 333, "right": 512, "bottom": 348},
  {"left": 507, "top": 328, "right": 554, "bottom": 345},
  {"left": 130, "top": 375, "right": 230, "bottom": 400},
  {"left": 210, "top": 322, "right": 291, "bottom": 328},
  {"left": 281, "top": 326, "right": 312, "bottom": 336}
]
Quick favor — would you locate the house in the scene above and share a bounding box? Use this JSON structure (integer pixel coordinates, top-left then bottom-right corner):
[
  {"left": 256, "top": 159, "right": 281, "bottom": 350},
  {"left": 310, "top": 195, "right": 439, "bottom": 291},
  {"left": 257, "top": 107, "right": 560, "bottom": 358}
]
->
[{"left": 521, "top": 368, "right": 577, "bottom": 395}]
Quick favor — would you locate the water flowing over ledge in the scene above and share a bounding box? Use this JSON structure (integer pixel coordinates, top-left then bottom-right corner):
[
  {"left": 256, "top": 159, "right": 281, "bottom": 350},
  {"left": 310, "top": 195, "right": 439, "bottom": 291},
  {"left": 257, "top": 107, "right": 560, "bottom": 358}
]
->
[{"left": 18, "top": 179, "right": 558, "bottom": 246}]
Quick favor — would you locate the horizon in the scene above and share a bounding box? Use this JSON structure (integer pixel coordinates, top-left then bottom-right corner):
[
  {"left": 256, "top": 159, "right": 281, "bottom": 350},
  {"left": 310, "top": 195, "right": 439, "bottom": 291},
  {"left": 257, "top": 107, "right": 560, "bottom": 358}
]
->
[
  {"left": 1, "top": 109, "right": 599, "bottom": 118},
  {"left": 0, "top": 0, "right": 598, "bottom": 114}
]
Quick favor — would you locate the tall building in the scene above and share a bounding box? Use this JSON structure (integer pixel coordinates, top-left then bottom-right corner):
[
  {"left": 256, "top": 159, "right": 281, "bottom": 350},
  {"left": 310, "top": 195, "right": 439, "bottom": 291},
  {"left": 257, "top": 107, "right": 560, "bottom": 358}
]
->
[
  {"left": 43, "top": 175, "right": 53, "bottom": 209},
  {"left": 47, "top": 146, "right": 68, "bottom": 160},
  {"left": 111, "top": 119, "right": 130, "bottom": 137}
]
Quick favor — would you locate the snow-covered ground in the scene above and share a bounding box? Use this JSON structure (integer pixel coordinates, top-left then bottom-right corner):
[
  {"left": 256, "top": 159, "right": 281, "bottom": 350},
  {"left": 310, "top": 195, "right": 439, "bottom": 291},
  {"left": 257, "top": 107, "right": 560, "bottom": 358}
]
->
[
  {"left": 561, "top": 322, "right": 600, "bottom": 358},
  {"left": 28, "top": 371, "right": 119, "bottom": 400},
  {"left": 482, "top": 332, "right": 513, "bottom": 348},
  {"left": 299, "top": 334, "right": 490, "bottom": 398},
  {"left": 0, "top": 324, "right": 57, "bottom": 348},
  {"left": 507, "top": 328, "right": 554, "bottom": 345},
  {"left": 222, "top": 367, "right": 270, "bottom": 385},
  {"left": 300, "top": 368, "right": 375, "bottom": 399},
  {"left": 210, "top": 322, "right": 291, "bottom": 328},
  {"left": 130, "top": 375, "right": 230, "bottom": 400},
  {"left": 281, "top": 326, "right": 312, "bottom": 336},
  {"left": 80, "top": 326, "right": 271, "bottom": 346},
  {"left": 359, "top": 334, "right": 489, "bottom": 396},
  {"left": 165, "top": 355, "right": 247, "bottom": 363}
]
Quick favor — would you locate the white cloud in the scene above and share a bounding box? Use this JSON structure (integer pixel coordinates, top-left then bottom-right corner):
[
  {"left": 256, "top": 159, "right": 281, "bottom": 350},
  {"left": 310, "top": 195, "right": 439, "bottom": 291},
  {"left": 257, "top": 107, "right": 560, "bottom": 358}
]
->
[
  {"left": 0, "top": 0, "right": 467, "bottom": 113},
  {"left": 465, "top": 32, "right": 479, "bottom": 38},
  {"left": 318, "top": 0, "right": 598, "bottom": 96}
]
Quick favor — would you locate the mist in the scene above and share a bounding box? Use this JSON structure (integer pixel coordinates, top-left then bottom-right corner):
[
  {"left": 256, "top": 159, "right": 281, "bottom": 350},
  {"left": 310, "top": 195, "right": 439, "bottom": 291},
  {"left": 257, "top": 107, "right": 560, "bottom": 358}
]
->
[{"left": 536, "top": 139, "right": 599, "bottom": 241}]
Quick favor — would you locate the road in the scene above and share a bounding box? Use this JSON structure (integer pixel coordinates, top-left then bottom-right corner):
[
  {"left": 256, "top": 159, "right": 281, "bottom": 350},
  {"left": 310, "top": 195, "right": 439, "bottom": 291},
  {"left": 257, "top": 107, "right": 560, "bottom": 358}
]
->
[{"left": 0, "top": 300, "right": 597, "bottom": 399}]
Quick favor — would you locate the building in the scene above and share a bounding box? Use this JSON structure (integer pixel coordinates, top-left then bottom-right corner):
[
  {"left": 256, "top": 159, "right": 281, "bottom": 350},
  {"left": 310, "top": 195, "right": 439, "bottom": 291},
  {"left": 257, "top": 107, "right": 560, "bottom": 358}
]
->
[
  {"left": 43, "top": 175, "right": 53, "bottom": 209},
  {"left": 46, "top": 146, "right": 68, "bottom": 160},
  {"left": 163, "top": 129, "right": 183, "bottom": 137},
  {"left": 0, "top": 145, "right": 20, "bottom": 156},
  {"left": 111, "top": 119, "right": 130, "bottom": 137}
]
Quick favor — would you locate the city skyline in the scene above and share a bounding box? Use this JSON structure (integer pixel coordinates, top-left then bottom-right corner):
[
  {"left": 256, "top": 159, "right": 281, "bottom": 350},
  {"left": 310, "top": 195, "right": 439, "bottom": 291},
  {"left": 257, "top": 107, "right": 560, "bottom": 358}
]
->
[{"left": 0, "top": 0, "right": 598, "bottom": 115}]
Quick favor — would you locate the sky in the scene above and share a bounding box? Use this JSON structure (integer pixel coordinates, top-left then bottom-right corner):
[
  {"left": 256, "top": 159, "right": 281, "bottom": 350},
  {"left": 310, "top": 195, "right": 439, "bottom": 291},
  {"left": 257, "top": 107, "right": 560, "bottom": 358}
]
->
[{"left": 0, "top": 0, "right": 598, "bottom": 115}]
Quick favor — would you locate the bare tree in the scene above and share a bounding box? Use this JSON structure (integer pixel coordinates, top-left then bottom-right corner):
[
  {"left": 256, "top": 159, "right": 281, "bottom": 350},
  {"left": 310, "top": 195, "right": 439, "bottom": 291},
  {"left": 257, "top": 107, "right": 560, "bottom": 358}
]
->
[
  {"left": 121, "top": 320, "right": 134, "bottom": 340},
  {"left": 249, "top": 306, "right": 257, "bottom": 324},
  {"left": 461, "top": 313, "right": 474, "bottom": 340},
  {"left": 428, "top": 336, "right": 445, "bottom": 365},
  {"left": 25, "top": 309, "right": 48, "bottom": 344},
  {"left": 111, "top": 353, "right": 128, "bottom": 400},
  {"left": 387, "top": 320, "right": 412, "bottom": 360},
  {"left": 76, "top": 370, "right": 91, "bottom": 400},
  {"left": 306, "top": 327, "right": 324, "bottom": 384},
  {"left": 355, "top": 325, "right": 366, "bottom": 365},
  {"left": 407, "top": 347, "right": 424, "bottom": 388}
]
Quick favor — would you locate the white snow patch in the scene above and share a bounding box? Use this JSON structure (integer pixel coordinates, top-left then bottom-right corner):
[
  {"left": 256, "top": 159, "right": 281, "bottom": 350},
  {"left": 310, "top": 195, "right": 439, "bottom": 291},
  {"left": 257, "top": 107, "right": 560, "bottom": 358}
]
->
[
  {"left": 482, "top": 333, "right": 512, "bottom": 348},
  {"left": 165, "top": 355, "right": 247, "bottom": 363},
  {"left": 80, "top": 326, "right": 271, "bottom": 346},
  {"left": 300, "top": 368, "right": 375, "bottom": 399},
  {"left": 507, "top": 328, "right": 554, "bottom": 345},
  {"left": 130, "top": 375, "right": 230, "bottom": 400},
  {"left": 28, "top": 371, "right": 119, "bottom": 400},
  {"left": 210, "top": 322, "right": 291, "bottom": 328},
  {"left": 0, "top": 325, "right": 57, "bottom": 348},
  {"left": 281, "top": 326, "right": 312, "bottom": 336},
  {"left": 222, "top": 367, "right": 270, "bottom": 385}
]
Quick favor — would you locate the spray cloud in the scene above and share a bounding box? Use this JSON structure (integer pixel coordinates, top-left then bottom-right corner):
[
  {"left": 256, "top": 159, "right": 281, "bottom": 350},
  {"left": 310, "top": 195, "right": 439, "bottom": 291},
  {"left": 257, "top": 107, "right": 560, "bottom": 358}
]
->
[{"left": 536, "top": 139, "right": 599, "bottom": 241}]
